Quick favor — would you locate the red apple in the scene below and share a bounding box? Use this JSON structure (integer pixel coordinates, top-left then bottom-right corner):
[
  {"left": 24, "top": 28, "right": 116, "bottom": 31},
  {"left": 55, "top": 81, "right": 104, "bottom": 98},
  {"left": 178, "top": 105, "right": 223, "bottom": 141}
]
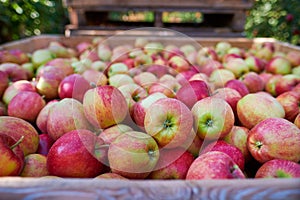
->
[
  {"left": 225, "top": 79, "right": 249, "bottom": 97},
  {"left": 0, "top": 62, "right": 27, "bottom": 82},
  {"left": 275, "top": 74, "right": 300, "bottom": 95},
  {"left": 82, "top": 69, "right": 108, "bottom": 86},
  {"left": 146, "top": 65, "right": 170, "bottom": 79},
  {"left": 47, "top": 129, "right": 106, "bottom": 178},
  {"left": 294, "top": 113, "right": 300, "bottom": 128},
  {"left": 99, "top": 124, "right": 133, "bottom": 144},
  {"left": 76, "top": 41, "right": 92, "bottom": 55},
  {"left": 240, "top": 72, "right": 264, "bottom": 93},
  {"left": 168, "top": 55, "right": 190, "bottom": 73},
  {"left": 199, "top": 60, "right": 223, "bottom": 77},
  {"left": 255, "top": 159, "right": 300, "bottom": 178},
  {"left": 247, "top": 118, "right": 300, "bottom": 163},
  {"left": 21, "top": 154, "right": 49, "bottom": 177},
  {"left": 266, "top": 56, "right": 292, "bottom": 75},
  {"left": 0, "top": 49, "right": 29, "bottom": 64},
  {"left": 133, "top": 72, "right": 158, "bottom": 90},
  {"left": 277, "top": 91, "right": 300, "bottom": 122},
  {"left": 186, "top": 151, "right": 245, "bottom": 180},
  {"left": 265, "top": 74, "right": 283, "bottom": 96},
  {"left": 37, "top": 133, "right": 55, "bottom": 156},
  {"left": 209, "top": 69, "right": 235, "bottom": 89},
  {"left": 286, "top": 51, "right": 300, "bottom": 67},
  {"left": 180, "top": 130, "right": 204, "bottom": 158},
  {"left": 244, "top": 56, "right": 265, "bottom": 73},
  {"left": 45, "top": 58, "right": 74, "bottom": 76},
  {"left": 148, "top": 80, "right": 180, "bottom": 98},
  {"left": 36, "top": 100, "right": 59, "bottom": 133},
  {"left": 175, "top": 70, "right": 198, "bottom": 86}
]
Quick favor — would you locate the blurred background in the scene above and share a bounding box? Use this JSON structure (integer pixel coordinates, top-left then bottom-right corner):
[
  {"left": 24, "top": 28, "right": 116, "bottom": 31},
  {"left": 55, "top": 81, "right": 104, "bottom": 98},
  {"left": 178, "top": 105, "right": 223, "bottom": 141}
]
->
[{"left": 0, "top": 0, "right": 299, "bottom": 45}]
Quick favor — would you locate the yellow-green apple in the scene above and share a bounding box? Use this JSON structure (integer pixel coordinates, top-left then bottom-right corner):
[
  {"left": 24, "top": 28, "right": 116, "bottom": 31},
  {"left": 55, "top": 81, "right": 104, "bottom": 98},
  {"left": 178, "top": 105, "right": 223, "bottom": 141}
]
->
[
  {"left": 275, "top": 74, "right": 300, "bottom": 95},
  {"left": 20, "top": 154, "right": 49, "bottom": 177},
  {"left": 247, "top": 118, "right": 300, "bottom": 163},
  {"left": 2, "top": 80, "right": 36, "bottom": 105},
  {"left": 292, "top": 66, "right": 300, "bottom": 76},
  {"left": 225, "top": 79, "right": 249, "bottom": 97},
  {"left": 91, "top": 60, "right": 106, "bottom": 72},
  {"left": 0, "top": 134, "right": 24, "bottom": 176},
  {"left": 36, "top": 65, "right": 66, "bottom": 100},
  {"left": 200, "top": 140, "right": 245, "bottom": 170},
  {"left": 133, "top": 72, "right": 158, "bottom": 91},
  {"left": 224, "top": 58, "right": 249, "bottom": 78},
  {"left": 215, "top": 41, "right": 231, "bottom": 59},
  {"left": 58, "top": 74, "right": 91, "bottom": 102},
  {"left": 8, "top": 91, "right": 46, "bottom": 123},
  {"left": 134, "top": 37, "right": 148, "bottom": 48},
  {"left": 255, "top": 159, "right": 300, "bottom": 178},
  {"left": 0, "top": 116, "right": 39, "bottom": 155},
  {"left": 144, "top": 98, "right": 193, "bottom": 148},
  {"left": 266, "top": 56, "right": 292, "bottom": 75},
  {"left": 196, "top": 47, "right": 218, "bottom": 66},
  {"left": 109, "top": 74, "right": 134, "bottom": 88},
  {"left": 70, "top": 60, "right": 90, "bottom": 74},
  {"left": 48, "top": 41, "right": 73, "bottom": 58},
  {"left": 47, "top": 129, "right": 106, "bottom": 178},
  {"left": 277, "top": 91, "right": 300, "bottom": 122},
  {"left": 159, "top": 74, "right": 177, "bottom": 82},
  {"left": 227, "top": 47, "right": 244, "bottom": 56},
  {"left": 95, "top": 173, "right": 128, "bottom": 179},
  {"left": 265, "top": 74, "right": 283, "bottom": 96},
  {"left": 222, "top": 53, "right": 242, "bottom": 64},
  {"left": 209, "top": 69, "right": 235, "bottom": 89},
  {"left": 82, "top": 69, "right": 108, "bottom": 86},
  {"left": 192, "top": 97, "right": 235, "bottom": 140},
  {"left": 21, "top": 62, "right": 34, "bottom": 80},
  {"left": 134, "top": 53, "right": 153, "bottom": 68},
  {"left": 31, "top": 49, "right": 54, "bottom": 69},
  {"left": 47, "top": 98, "right": 93, "bottom": 140},
  {"left": 0, "top": 62, "right": 27, "bottom": 82},
  {"left": 286, "top": 51, "right": 300, "bottom": 67},
  {"left": 0, "top": 101, "right": 6, "bottom": 116},
  {"left": 180, "top": 44, "right": 196, "bottom": 57},
  {"left": 83, "top": 85, "right": 128, "bottom": 129},
  {"left": 240, "top": 72, "right": 264, "bottom": 93},
  {"left": 45, "top": 58, "right": 74, "bottom": 76},
  {"left": 131, "top": 92, "right": 167, "bottom": 129},
  {"left": 36, "top": 100, "right": 59, "bottom": 133},
  {"left": 186, "top": 151, "right": 245, "bottom": 180},
  {"left": 148, "top": 148, "right": 194, "bottom": 179},
  {"left": 108, "top": 131, "right": 159, "bottom": 179},
  {"left": 99, "top": 124, "right": 133, "bottom": 145},
  {"left": 223, "top": 126, "right": 251, "bottom": 162},
  {"left": 107, "top": 62, "right": 128, "bottom": 77},
  {"left": 144, "top": 42, "right": 164, "bottom": 56},
  {"left": 176, "top": 80, "right": 211, "bottom": 109},
  {"left": 245, "top": 56, "right": 265, "bottom": 73},
  {"left": 37, "top": 133, "right": 55, "bottom": 156},
  {"left": 255, "top": 46, "right": 273, "bottom": 61},
  {"left": 97, "top": 44, "right": 112, "bottom": 62},
  {"left": 295, "top": 114, "right": 300, "bottom": 128},
  {"left": 0, "top": 71, "right": 9, "bottom": 98},
  {"left": 237, "top": 93, "right": 285, "bottom": 129}
]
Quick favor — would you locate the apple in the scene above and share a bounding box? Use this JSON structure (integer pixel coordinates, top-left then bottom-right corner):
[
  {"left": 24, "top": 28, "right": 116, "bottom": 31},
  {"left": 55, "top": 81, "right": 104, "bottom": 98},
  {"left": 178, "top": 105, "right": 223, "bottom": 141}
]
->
[
  {"left": 192, "top": 97, "right": 235, "bottom": 140},
  {"left": 48, "top": 41, "right": 73, "bottom": 58},
  {"left": 83, "top": 85, "right": 128, "bottom": 129},
  {"left": 180, "top": 130, "right": 204, "bottom": 158},
  {"left": 186, "top": 151, "right": 245, "bottom": 180},
  {"left": 21, "top": 62, "right": 34, "bottom": 79},
  {"left": 36, "top": 65, "right": 66, "bottom": 100},
  {"left": 0, "top": 134, "right": 24, "bottom": 176},
  {"left": 8, "top": 91, "right": 46, "bottom": 123},
  {"left": 111, "top": 45, "right": 130, "bottom": 62},
  {"left": 255, "top": 46, "right": 273, "bottom": 61},
  {"left": 175, "top": 70, "right": 198, "bottom": 86},
  {"left": 134, "top": 37, "right": 148, "bottom": 48},
  {"left": 237, "top": 93, "right": 285, "bottom": 129},
  {"left": 0, "top": 49, "right": 29, "bottom": 64},
  {"left": 180, "top": 44, "right": 196, "bottom": 57},
  {"left": 45, "top": 58, "right": 74, "bottom": 76},
  {"left": 240, "top": 72, "right": 264, "bottom": 93},
  {"left": 95, "top": 173, "right": 128, "bottom": 179},
  {"left": 37, "top": 133, "right": 55, "bottom": 156},
  {"left": 36, "top": 100, "right": 59, "bottom": 133},
  {"left": 200, "top": 140, "right": 245, "bottom": 170},
  {"left": 31, "top": 49, "right": 54, "bottom": 68},
  {"left": 76, "top": 41, "right": 92, "bottom": 54},
  {"left": 245, "top": 56, "right": 265, "bottom": 73},
  {"left": 275, "top": 74, "right": 300, "bottom": 95},
  {"left": 144, "top": 42, "right": 164, "bottom": 56},
  {"left": 209, "top": 69, "right": 235, "bottom": 89},
  {"left": 259, "top": 72, "right": 273, "bottom": 88},
  {"left": 255, "top": 159, "right": 300, "bottom": 178},
  {"left": 277, "top": 91, "right": 300, "bottom": 122},
  {"left": 225, "top": 79, "right": 249, "bottom": 97},
  {"left": 0, "top": 62, "right": 27, "bottom": 82},
  {"left": 0, "top": 101, "right": 6, "bottom": 116},
  {"left": 0, "top": 116, "right": 39, "bottom": 156},
  {"left": 224, "top": 58, "right": 249, "bottom": 78},
  {"left": 215, "top": 42, "right": 232, "bottom": 59},
  {"left": 99, "top": 124, "right": 133, "bottom": 144},
  {"left": 58, "top": 74, "right": 91, "bottom": 102},
  {"left": 199, "top": 60, "right": 223, "bottom": 77},
  {"left": 82, "top": 69, "right": 108, "bottom": 86},
  {"left": 97, "top": 44, "right": 112, "bottom": 62},
  {"left": 159, "top": 74, "right": 177, "bottom": 82},
  {"left": 108, "top": 131, "right": 159, "bottom": 179},
  {"left": 79, "top": 48, "right": 100, "bottom": 62},
  {"left": 196, "top": 47, "right": 218, "bottom": 66},
  {"left": 286, "top": 51, "right": 300, "bottom": 67},
  {"left": 266, "top": 56, "right": 292, "bottom": 75},
  {"left": 20, "top": 154, "right": 49, "bottom": 177},
  {"left": 189, "top": 73, "right": 209, "bottom": 83},
  {"left": 131, "top": 92, "right": 167, "bottom": 129},
  {"left": 109, "top": 74, "right": 134, "bottom": 88},
  {"left": 265, "top": 74, "right": 283, "bottom": 96},
  {"left": 176, "top": 80, "right": 211, "bottom": 109},
  {"left": 292, "top": 66, "right": 300, "bottom": 76},
  {"left": 133, "top": 72, "right": 158, "bottom": 90},
  {"left": 134, "top": 53, "right": 153, "bottom": 68},
  {"left": 47, "top": 98, "right": 93, "bottom": 140},
  {"left": 47, "top": 129, "right": 106, "bottom": 178},
  {"left": 91, "top": 60, "right": 106, "bottom": 72},
  {"left": 247, "top": 118, "right": 300, "bottom": 163},
  {"left": 223, "top": 126, "right": 251, "bottom": 162},
  {"left": 294, "top": 114, "right": 300, "bottom": 128},
  {"left": 107, "top": 62, "right": 128, "bottom": 77},
  {"left": 146, "top": 65, "right": 170, "bottom": 79},
  {"left": 0, "top": 71, "right": 9, "bottom": 98},
  {"left": 144, "top": 98, "right": 193, "bottom": 148},
  {"left": 222, "top": 53, "right": 242, "bottom": 64},
  {"left": 148, "top": 148, "right": 194, "bottom": 179}
]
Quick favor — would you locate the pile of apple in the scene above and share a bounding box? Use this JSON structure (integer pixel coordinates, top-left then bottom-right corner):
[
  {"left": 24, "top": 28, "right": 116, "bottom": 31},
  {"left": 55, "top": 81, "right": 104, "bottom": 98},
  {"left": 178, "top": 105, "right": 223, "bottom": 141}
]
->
[{"left": 0, "top": 36, "right": 299, "bottom": 180}]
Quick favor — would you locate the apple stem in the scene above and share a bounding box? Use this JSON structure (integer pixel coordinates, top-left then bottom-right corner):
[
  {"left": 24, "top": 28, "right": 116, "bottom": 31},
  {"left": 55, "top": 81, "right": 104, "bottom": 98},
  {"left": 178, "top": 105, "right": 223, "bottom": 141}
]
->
[{"left": 10, "top": 136, "right": 24, "bottom": 150}]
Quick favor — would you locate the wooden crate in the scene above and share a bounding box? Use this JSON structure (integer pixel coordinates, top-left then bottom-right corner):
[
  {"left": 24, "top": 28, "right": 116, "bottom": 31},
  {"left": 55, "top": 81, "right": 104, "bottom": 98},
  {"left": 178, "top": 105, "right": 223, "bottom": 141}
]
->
[{"left": 0, "top": 35, "right": 300, "bottom": 200}]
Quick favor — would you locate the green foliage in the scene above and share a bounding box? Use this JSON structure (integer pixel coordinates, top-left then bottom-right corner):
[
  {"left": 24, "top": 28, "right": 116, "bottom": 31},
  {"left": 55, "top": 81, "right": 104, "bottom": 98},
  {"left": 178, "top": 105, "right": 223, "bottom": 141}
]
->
[
  {"left": 0, "top": 0, "right": 68, "bottom": 44},
  {"left": 245, "top": 0, "right": 300, "bottom": 45}
]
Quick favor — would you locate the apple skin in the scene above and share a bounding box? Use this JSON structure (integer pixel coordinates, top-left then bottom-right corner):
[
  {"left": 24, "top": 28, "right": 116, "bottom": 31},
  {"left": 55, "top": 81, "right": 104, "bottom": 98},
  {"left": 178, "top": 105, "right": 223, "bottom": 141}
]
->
[
  {"left": 199, "top": 60, "right": 223, "bottom": 77},
  {"left": 20, "top": 154, "right": 49, "bottom": 177},
  {"left": 146, "top": 65, "right": 170, "bottom": 79},
  {"left": 237, "top": 93, "right": 285, "bottom": 129},
  {"left": 276, "top": 91, "right": 300, "bottom": 122},
  {"left": 99, "top": 124, "right": 133, "bottom": 144},
  {"left": 47, "top": 98, "right": 93, "bottom": 141},
  {"left": 225, "top": 79, "right": 249, "bottom": 97},
  {"left": 0, "top": 71, "right": 9, "bottom": 98},
  {"left": 111, "top": 45, "right": 130, "bottom": 62},
  {"left": 186, "top": 151, "right": 245, "bottom": 180},
  {"left": 209, "top": 69, "right": 235, "bottom": 89},
  {"left": 247, "top": 118, "right": 300, "bottom": 163},
  {"left": 0, "top": 134, "right": 24, "bottom": 176},
  {"left": 58, "top": 74, "right": 91, "bottom": 102},
  {"left": 82, "top": 69, "right": 108, "bottom": 86},
  {"left": 109, "top": 74, "right": 134, "bottom": 88},
  {"left": 36, "top": 100, "right": 59, "bottom": 133},
  {"left": 8, "top": 91, "right": 45, "bottom": 123},
  {"left": 295, "top": 114, "right": 300, "bottom": 128},
  {"left": 265, "top": 74, "right": 283, "bottom": 96},
  {"left": 192, "top": 97, "right": 235, "bottom": 140},
  {"left": 0, "top": 101, "right": 7, "bottom": 116},
  {"left": 224, "top": 58, "right": 249, "bottom": 78},
  {"left": 37, "top": 133, "right": 55, "bottom": 156},
  {"left": 45, "top": 58, "right": 74, "bottom": 76},
  {"left": 95, "top": 173, "right": 128, "bottom": 180},
  {"left": 144, "top": 98, "right": 193, "bottom": 148},
  {"left": 240, "top": 72, "right": 264, "bottom": 93},
  {"left": 0, "top": 62, "right": 28, "bottom": 82},
  {"left": 175, "top": 70, "right": 198, "bottom": 86},
  {"left": 47, "top": 129, "right": 105, "bottom": 178},
  {"left": 0, "top": 49, "right": 29, "bottom": 64},
  {"left": 0, "top": 116, "right": 39, "bottom": 156},
  {"left": 200, "top": 140, "right": 245, "bottom": 171},
  {"left": 176, "top": 80, "right": 211, "bottom": 109},
  {"left": 223, "top": 126, "right": 251, "bottom": 162},
  {"left": 266, "top": 56, "right": 292, "bottom": 75},
  {"left": 148, "top": 148, "right": 194, "bottom": 179},
  {"left": 31, "top": 49, "right": 54, "bottom": 68},
  {"left": 108, "top": 131, "right": 160, "bottom": 179},
  {"left": 245, "top": 55, "right": 265, "bottom": 73},
  {"left": 275, "top": 74, "right": 300, "bottom": 96},
  {"left": 2, "top": 80, "right": 36, "bottom": 105},
  {"left": 255, "top": 159, "right": 300, "bottom": 178},
  {"left": 180, "top": 130, "right": 204, "bottom": 158},
  {"left": 133, "top": 72, "right": 158, "bottom": 91},
  {"left": 148, "top": 80, "right": 179, "bottom": 98},
  {"left": 83, "top": 85, "right": 128, "bottom": 129},
  {"left": 286, "top": 51, "right": 300, "bottom": 67}
]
